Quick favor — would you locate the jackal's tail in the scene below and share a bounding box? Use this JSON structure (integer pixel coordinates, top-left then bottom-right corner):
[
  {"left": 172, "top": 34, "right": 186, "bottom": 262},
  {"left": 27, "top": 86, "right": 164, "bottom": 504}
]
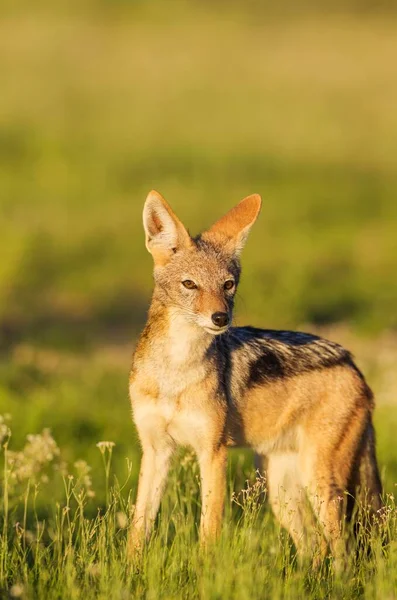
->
[
  {"left": 357, "top": 418, "right": 383, "bottom": 513},
  {"left": 349, "top": 415, "right": 384, "bottom": 546}
]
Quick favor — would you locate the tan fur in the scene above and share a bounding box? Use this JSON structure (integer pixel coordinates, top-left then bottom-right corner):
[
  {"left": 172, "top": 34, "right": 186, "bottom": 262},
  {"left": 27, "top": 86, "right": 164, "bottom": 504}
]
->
[
  {"left": 203, "top": 193, "right": 262, "bottom": 256},
  {"left": 128, "top": 191, "right": 382, "bottom": 567},
  {"left": 143, "top": 190, "right": 193, "bottom": 266}
]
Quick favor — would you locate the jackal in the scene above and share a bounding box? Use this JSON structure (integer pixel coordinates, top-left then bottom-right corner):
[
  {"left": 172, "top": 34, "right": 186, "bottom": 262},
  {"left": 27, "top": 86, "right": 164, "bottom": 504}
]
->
[{"left": 129, "top": 190, "right": 382, "bottom": 563}]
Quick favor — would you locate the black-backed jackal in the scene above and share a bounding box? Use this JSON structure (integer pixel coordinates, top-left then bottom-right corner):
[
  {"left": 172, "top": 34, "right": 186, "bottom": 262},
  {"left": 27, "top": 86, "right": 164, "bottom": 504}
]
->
[{"left": 129, "top": 191, "right": 382, "bottom": 566}]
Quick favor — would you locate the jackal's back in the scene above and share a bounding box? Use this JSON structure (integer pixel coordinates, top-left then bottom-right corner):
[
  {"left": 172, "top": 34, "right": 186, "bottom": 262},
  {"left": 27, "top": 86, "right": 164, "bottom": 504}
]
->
[
  {"left": 216, "top": 326, "right": 374, "bottom": 453},
  {"left": 222, "top": 326, "right": 355, "bottom": 388}
]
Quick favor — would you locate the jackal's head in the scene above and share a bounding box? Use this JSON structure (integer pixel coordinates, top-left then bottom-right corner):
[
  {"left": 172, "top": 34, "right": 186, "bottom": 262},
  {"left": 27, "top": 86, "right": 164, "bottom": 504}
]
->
[{"left": 143, "top": 191, "right": 261, "bottom": 335}]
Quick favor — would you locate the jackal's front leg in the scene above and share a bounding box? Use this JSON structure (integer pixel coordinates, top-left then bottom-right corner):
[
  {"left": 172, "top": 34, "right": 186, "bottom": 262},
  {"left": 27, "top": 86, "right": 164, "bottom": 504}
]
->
[
  {"left": 128, "top": 445, "right": 174, "bottom": 556},
  {"left": 198, "top": 446, "right": 228, "bottom": 545}
]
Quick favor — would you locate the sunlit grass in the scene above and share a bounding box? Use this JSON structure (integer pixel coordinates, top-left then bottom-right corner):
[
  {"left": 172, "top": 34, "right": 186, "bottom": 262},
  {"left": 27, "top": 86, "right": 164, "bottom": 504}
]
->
[{"left": 1, "top": 417, "right": 397, "bottom": 600}]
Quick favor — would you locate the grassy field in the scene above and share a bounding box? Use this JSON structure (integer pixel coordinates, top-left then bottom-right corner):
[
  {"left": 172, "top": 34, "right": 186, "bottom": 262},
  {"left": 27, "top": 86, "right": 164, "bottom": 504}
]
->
[
  {"left": 1, "top": 1, "right": 397, "bottom": 598},
  {"left": 1, "top": 420, "right": 397, "bottom": 600}
]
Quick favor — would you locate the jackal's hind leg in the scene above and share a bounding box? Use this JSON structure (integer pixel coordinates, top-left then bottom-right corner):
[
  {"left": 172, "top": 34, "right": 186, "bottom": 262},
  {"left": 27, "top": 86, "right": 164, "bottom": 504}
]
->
[
  {"left": 301, "top": 464, "right": 347, "bottom": 569},
  {"left": 300, "top": 406, "right": 370, "bottom": 570},
  {"left": 267, "top": 453, "right": 319, "bottom": 559}
]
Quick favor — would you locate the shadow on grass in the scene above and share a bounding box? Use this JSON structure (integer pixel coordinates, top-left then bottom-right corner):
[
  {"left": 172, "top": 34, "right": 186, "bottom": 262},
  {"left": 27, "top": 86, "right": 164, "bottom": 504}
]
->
[
  {"left": 0, "top": 229, "right": 150, "bottom": 353},
  {"left": 0, "top": 293, "right": 147, "bottom": 354}
]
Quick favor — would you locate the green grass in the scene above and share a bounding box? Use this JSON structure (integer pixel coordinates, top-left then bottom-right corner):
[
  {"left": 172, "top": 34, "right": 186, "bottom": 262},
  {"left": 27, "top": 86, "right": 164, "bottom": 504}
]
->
[{"left": 1, "top": 413, "right": 397, "bottom": 600}]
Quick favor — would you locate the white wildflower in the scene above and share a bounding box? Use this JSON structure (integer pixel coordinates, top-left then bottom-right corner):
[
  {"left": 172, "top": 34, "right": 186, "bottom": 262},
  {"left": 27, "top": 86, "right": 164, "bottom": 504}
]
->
[
  {"left": 74, "top": 459, "right": 95, "bottom": 498},
  {"left": 96, "top": 441, "right": 115, "bottom": 454},
  {"left": 7, "top": 428, "right": 60, "bottom": 484},
  {"left": 0, "top": 414, "right": 11, "bottom": 445},
  {"left": 231, "top": 472, "right": 267, "bottom": 511}
]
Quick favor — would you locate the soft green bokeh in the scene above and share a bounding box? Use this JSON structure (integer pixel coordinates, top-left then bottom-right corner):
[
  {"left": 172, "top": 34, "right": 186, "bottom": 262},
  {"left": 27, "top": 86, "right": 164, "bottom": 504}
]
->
[{"left": 1, "top": 0, "right": 397, "bottom": 350}]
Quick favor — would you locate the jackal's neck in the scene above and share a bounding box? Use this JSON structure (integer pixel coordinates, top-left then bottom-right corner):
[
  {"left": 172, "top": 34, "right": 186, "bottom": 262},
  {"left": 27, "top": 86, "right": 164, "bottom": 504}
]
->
[{"left": 141, "top": 294, "right": 214, "bottom": 364}]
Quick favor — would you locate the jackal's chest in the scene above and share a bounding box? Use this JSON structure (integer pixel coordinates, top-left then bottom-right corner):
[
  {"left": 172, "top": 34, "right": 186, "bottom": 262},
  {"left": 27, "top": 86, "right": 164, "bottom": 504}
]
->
[
  {"left": 132, "top": 396, "right": 214, "bottom": 451},
  {"left": 130, "top": 361, "right": 221, "bottom": 452},
  {"left": 130, "top": 323, "right": 225, "bottom": 450}
]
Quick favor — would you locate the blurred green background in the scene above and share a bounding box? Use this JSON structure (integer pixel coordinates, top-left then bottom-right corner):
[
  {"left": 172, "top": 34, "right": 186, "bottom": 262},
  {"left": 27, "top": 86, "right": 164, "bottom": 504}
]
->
[{"left": 1, "top": 0, "right": 397, "bottom": 504}]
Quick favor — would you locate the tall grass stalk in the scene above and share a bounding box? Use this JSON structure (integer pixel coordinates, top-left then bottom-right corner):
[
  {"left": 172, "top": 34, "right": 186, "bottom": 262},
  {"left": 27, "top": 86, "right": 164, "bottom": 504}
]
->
[
  {"left": 97, "top": 442, "right": 115, "bottom": 508},
  {"left": 1, "top": 438, "right": 9, "bottom": 585}
]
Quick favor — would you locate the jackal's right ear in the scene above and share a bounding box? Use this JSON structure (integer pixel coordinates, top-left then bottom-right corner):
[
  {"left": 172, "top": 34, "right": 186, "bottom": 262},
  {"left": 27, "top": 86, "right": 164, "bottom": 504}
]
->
[
  {"left": 203, "top": 194, "right": 262, "bottom": 257},
  {"left": 143, "top": 191, "right": 192, "bottom": 265}
]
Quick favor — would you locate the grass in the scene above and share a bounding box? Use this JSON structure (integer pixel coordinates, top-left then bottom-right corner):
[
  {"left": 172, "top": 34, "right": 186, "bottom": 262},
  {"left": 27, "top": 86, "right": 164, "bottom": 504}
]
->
[
  {"left": 1, "top": 416, "right": 397, "bottom": 600},
  {"left": 1, "top": 0, "right": 397, "bottom": 597}
]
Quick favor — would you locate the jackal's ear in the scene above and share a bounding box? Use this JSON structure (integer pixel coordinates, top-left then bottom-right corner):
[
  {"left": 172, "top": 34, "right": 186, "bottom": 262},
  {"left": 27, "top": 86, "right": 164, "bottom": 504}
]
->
[
  {"left": 203, "top": 194, "right": 262, "bottom": 256},
  {"left": 143, "top": 190, "right": 192, "bottom": 265}
]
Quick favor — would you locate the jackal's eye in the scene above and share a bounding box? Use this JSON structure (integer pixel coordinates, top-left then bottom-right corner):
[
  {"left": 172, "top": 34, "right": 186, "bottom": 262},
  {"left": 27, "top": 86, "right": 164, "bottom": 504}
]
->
[
  {"left": 224, "top": 280, "right": 235, "bottom": 291},
  {"left": 182, "top": 280, "right": 198, "bottom": 290}
]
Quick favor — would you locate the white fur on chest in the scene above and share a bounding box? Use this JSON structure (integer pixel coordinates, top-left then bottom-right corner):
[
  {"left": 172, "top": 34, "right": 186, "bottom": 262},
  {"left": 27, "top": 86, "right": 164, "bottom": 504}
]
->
[
  {"left": 132, "top": 311, "right": 214, "bottom": 452},
  {"left": 134, "top": 400, "right": 211, "bottom": 453},
  {"left": 147, "top": 311, "right": 210, "bottom": 398},
  {"left": 155, "top": 361, "right": 207, "bottom": 399}
]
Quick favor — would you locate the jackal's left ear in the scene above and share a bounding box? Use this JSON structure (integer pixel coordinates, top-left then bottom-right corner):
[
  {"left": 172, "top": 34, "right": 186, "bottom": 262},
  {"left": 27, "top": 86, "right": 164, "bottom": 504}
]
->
[
  {"left": 204, "top": 194, "right": 262, "bottom": 256},
  {"left": 143, "top": 190, "right": 192, "bottom": 265}
]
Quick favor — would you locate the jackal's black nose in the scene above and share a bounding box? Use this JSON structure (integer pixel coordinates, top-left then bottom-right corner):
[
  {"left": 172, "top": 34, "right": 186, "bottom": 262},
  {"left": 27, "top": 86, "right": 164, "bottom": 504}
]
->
[{"left": 211, "top": 312, "right": 230, "bottom": 328}]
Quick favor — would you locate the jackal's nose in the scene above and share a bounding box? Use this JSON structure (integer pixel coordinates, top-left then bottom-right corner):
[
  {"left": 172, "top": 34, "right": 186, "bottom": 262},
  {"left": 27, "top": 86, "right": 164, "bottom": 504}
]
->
[{"left": 211, "top": 312, "right": 230, "bottom": 328}]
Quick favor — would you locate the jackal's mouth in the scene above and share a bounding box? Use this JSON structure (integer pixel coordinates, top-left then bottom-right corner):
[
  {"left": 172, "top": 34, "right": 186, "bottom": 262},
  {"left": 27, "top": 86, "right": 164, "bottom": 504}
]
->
[{"left": 203, "top": 326, "right": 229, "bottom": 336}]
